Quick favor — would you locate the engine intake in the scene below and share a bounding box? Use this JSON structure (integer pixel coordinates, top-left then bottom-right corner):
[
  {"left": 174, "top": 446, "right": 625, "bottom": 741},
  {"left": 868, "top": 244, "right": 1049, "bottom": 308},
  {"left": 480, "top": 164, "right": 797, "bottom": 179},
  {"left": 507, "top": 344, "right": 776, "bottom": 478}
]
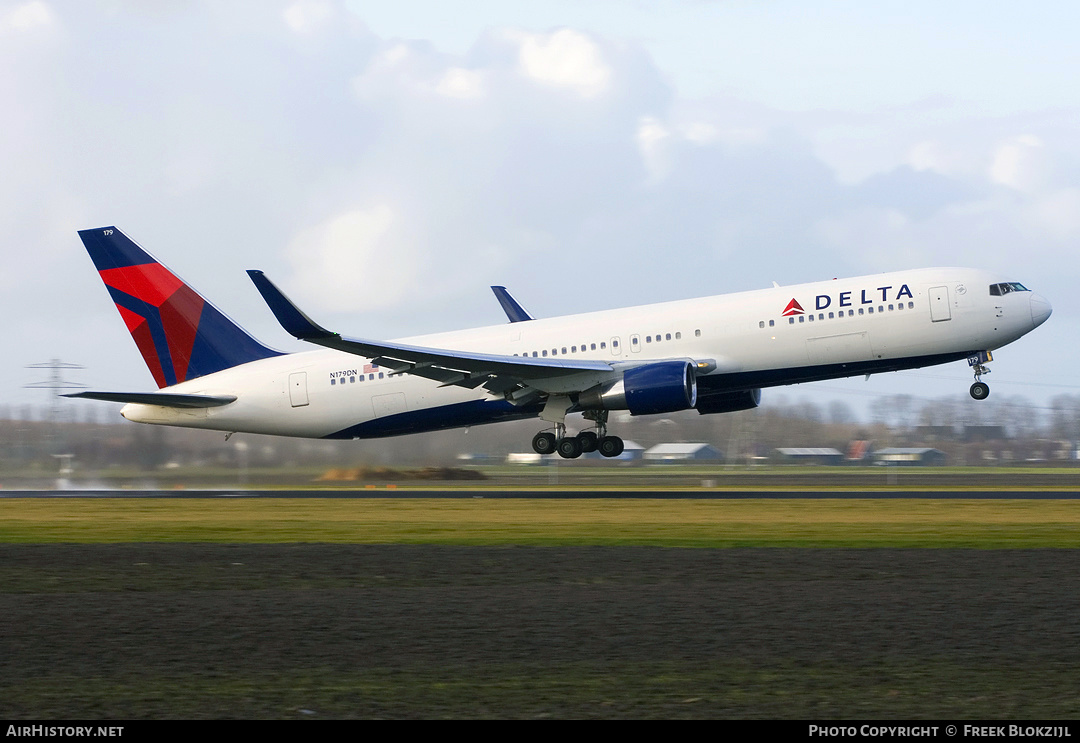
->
[{"left": 578, "top": 361, "right": 697, "bottom": 416}]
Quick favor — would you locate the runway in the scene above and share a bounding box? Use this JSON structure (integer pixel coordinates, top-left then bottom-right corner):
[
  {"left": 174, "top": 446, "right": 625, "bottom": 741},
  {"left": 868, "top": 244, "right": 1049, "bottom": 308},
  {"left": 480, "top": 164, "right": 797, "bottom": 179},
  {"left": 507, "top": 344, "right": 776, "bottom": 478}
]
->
[{"left": 3, "top": 488, "right": 1080, "bottom": 499}]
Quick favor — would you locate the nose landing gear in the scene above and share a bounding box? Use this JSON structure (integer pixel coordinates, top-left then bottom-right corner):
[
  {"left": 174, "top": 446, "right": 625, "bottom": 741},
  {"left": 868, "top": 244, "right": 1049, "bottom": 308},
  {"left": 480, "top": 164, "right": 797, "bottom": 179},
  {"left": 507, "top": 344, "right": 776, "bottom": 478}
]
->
[{"left": 968, "top": 351, "right": 992, "bottom": 400}]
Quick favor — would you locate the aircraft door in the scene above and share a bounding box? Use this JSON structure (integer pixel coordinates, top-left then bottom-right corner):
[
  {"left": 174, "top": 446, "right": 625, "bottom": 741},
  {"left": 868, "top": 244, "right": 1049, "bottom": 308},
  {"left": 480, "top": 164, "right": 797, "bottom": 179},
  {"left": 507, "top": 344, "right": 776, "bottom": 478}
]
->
[
  {"left": 372, "top": 392, "right": 408, "bottom": 418},
  {"left": 630, "top": 334, "right": 641, "bottom": 353},
  {"left": 288, "top": 372, "right": 309, "bottom": 407},
  {"left": 610, "top": 337, "right": 622, "bottom": 356},
  {"left": 929, "top": 286, "right": 952, "bottom": 322}
]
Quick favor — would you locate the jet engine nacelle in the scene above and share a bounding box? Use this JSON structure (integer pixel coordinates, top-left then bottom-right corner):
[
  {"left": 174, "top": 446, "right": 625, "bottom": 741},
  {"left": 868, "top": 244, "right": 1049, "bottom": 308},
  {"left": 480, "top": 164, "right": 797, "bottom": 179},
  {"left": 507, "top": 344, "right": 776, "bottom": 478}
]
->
[
  {"left": 578, "top": 361, "right": 697, "bottom": 416},
  {"left": 695, "top": 388, "right": 761, "bottom": 415}
]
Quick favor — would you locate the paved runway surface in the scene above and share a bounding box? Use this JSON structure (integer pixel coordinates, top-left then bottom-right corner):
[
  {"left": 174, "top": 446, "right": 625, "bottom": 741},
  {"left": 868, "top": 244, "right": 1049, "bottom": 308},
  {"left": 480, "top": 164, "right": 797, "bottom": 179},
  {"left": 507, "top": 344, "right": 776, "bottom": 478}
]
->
[{"left": 3, "top": 488, "right": 1080, "bottom": 498}]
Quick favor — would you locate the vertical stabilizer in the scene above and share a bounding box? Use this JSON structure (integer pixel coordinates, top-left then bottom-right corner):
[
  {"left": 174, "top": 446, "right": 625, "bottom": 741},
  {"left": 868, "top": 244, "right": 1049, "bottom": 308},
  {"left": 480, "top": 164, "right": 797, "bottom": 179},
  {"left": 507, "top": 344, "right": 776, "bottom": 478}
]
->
[{"left": 78, "top": 226, "right": 281, "bottom": 388}]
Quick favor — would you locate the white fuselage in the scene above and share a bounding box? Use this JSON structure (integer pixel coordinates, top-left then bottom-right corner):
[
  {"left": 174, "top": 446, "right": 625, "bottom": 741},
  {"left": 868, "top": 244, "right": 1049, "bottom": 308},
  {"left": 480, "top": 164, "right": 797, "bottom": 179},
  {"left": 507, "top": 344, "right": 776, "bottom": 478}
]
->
[{"left": 120, "top": 267, "right": 1051, "bottom": 439}]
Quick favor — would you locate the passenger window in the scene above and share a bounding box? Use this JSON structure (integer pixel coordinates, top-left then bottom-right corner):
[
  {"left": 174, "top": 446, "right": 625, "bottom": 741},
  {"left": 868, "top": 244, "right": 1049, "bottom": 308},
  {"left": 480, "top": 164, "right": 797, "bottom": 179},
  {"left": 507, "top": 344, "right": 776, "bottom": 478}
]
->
[
  {"left": 759, "top": 321, "right": 765, "bottom": 329},
  {"left": 675, "top": 332, "right": 682, "bottom": 339},
  {"left": 665, "top": 333, "right": 671, "bottom": 341},
  {"left": 542, "top": 350, "right": 547, "bottom": 357},
  {"left": 695, "top": 329, "right": 701, "bottom": 337},
  {"left": 768, "top": 320, "right": 774, "bottom": 327}
]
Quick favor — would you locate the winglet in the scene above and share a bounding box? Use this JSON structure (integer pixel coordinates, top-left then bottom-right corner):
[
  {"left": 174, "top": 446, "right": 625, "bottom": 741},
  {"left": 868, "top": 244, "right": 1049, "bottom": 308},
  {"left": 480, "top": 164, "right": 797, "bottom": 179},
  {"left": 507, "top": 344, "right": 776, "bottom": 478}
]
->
[
  {"left": 491, "top": 286, "right": 535, "bottom": 323},
  {"left": 246, "top": 270, "right": 337, "bottom": 341}
]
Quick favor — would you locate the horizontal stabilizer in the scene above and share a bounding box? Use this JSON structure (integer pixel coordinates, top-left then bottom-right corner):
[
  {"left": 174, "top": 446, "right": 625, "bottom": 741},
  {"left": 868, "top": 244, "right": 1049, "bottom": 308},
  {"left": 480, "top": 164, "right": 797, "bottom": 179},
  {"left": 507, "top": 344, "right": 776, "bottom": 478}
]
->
[{"left": 64, "top": 391, "right": 237, "bottom": 408}]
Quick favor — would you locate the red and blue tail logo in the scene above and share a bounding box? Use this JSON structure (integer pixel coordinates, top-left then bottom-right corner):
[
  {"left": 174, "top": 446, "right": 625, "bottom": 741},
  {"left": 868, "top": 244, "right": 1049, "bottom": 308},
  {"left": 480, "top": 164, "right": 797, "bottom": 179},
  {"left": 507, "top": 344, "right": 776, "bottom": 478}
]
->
[{"left": 78, "top": 226, "right": 280, "bottom": 388}]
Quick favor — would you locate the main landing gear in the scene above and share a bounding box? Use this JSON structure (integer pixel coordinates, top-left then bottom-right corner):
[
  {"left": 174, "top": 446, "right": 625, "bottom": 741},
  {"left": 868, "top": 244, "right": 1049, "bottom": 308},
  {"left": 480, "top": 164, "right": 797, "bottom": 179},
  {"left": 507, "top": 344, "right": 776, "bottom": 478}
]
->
[
  {"left": 531, "top": 411, "right": 625, "bottom": 459},
  {"left": 968, "top": 351, "right": 992, "bottom": 400}
]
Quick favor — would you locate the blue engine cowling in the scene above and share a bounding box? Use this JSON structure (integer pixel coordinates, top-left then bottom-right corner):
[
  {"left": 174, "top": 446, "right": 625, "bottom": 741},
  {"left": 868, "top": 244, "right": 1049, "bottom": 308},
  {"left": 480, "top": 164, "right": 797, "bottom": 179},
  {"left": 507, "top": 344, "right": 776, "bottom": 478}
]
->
[
  {"left": 624, "top": 361, "right": 698, "bottom": 415},
  {"left": 578, "top": 361, "right": 698, "bottom": 416}
]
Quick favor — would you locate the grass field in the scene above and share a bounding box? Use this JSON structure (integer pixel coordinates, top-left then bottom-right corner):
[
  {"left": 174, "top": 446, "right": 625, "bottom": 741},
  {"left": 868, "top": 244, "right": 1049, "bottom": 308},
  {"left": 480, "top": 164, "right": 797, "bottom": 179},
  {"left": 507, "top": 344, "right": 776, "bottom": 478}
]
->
[{"left": 2, "top": 497, "right": 1079, "bottom": 547}]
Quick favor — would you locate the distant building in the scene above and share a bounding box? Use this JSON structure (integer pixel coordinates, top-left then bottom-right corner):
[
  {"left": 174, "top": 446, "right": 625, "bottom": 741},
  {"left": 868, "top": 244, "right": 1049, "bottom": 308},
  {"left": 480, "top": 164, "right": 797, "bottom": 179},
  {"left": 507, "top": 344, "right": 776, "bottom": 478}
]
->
[
  {"left": 775, "top": 447, "right": 846, "bottom": 466},
  {"left": 643, "top": 443, "right": 722, "bottom": 462},
  {"left": 872, "top": 447, "right": 947, "bottom": 466},
  {"left": 963, "top": 426, "right": 1008, "bottom": 442}
]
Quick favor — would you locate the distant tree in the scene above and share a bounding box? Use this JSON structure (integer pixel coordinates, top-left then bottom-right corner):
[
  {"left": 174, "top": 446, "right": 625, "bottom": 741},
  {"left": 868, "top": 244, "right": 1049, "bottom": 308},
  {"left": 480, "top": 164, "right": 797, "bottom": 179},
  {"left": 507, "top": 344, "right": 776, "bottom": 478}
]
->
[{"left": 828, "top": 400, "right": 856, "bottom": 425}]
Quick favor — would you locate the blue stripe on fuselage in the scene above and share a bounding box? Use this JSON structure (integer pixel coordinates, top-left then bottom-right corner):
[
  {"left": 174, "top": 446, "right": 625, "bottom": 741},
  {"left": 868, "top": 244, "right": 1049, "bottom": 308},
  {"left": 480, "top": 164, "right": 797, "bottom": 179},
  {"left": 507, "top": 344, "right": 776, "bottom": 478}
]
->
[{"left": 325, "top": 399, "right": 545, "bottom": 440}]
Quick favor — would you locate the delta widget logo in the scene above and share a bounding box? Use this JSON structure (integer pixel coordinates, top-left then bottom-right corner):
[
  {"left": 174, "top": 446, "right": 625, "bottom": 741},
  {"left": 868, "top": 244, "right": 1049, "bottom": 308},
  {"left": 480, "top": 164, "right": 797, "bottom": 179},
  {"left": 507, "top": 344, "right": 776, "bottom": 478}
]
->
[{"left": 782, "top": 298, "right": 805, "bottom": 316}]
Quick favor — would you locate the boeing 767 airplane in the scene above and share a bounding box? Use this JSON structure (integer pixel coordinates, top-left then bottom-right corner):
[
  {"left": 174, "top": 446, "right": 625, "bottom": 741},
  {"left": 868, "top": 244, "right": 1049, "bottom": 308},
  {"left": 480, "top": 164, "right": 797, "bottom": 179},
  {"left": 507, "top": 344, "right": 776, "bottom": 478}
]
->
[{"left": 69, "top": 227, "right": 1052, "bottom": 458}]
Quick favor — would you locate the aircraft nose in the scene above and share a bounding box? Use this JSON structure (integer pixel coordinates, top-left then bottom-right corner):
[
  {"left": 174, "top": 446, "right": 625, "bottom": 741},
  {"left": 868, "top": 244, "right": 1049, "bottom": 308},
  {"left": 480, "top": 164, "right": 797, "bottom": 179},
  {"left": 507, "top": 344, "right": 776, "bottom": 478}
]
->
[{"left": 1030, "top": 293, "right": 1052, "bottom": 328}]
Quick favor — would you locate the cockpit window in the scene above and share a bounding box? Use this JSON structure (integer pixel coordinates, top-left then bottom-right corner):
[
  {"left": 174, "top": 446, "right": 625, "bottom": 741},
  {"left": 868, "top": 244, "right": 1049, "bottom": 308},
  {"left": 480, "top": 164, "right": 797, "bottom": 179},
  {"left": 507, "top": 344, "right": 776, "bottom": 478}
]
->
[{"left": 989, "top": 282, "right": 1030, "bottom": 296}]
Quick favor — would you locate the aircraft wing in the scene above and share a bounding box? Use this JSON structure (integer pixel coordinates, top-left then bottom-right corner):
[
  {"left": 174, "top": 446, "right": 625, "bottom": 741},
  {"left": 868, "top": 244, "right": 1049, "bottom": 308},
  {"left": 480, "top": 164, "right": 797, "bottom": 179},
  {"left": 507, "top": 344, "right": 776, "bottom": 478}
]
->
[
  {"left": 64, "top": 391, "right": 237, "bottom": 408},
  {"left": 247, "top": 271, "right": 613, "bottom": 393}
]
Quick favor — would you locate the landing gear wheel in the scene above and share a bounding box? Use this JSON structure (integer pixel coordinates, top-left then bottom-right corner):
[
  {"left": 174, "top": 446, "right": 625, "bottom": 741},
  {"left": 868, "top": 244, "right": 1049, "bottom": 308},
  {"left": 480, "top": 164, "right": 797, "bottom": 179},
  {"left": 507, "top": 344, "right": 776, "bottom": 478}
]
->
[
  {"left": 532, "top": 432, "right": 557, "bottom": 455},
  {"left": 577, "top": 431, "right": 598, "bottom": 453},
  {"left": 557, "top": 436, "right": 583, "bottom": 459},
  {"left": 970, "top": 381, "right": 990, "bottom": 400},
  {"left": 598, "top": 435, "right": 624, "bottom": 458}
]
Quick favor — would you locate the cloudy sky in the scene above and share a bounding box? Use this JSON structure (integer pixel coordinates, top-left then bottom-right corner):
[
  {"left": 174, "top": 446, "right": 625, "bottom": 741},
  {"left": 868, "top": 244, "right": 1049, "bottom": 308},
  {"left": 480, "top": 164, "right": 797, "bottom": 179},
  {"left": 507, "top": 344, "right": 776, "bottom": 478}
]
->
[{"left": 4, "top": 0, "right": 1078, "bottom": 421}]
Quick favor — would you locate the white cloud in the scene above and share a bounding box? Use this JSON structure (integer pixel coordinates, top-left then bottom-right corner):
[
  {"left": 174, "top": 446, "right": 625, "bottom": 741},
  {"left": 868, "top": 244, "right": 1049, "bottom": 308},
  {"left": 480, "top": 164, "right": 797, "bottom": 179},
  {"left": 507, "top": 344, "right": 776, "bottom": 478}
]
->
[
  {"left": 0, "top": 1, "right": 52, "bottom": 34},
  {"left": 286, "top": 206, "right": 419, "bottom": 312},
  {"left": 989, "top": 135, "right": 1051, "bottom": 192},
  {"left": 907, "top": 140, "right": 970, "bottom": 177},
  {"left": 1026, "top": 187, "right": 1080, "bottom": 242},
  {"left": 435, "top": 67, "right": 485, "bottom": 100},
  {"left": 512, "top": 28, "right": 611, "bottom": 98},
  {"left": 636, "top": 116, "right": 671, "bottom": 180},
  {"left": 282, "top": 0, "right": 335, "bottom": 35}
]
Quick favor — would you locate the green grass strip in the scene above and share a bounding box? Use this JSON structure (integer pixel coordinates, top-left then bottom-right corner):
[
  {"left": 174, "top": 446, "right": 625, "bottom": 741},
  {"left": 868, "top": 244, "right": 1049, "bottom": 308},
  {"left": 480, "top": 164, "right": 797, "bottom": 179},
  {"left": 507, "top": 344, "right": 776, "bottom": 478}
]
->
[{"left": 2, "top": 498, "right": 1079, "bottom": 547}]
